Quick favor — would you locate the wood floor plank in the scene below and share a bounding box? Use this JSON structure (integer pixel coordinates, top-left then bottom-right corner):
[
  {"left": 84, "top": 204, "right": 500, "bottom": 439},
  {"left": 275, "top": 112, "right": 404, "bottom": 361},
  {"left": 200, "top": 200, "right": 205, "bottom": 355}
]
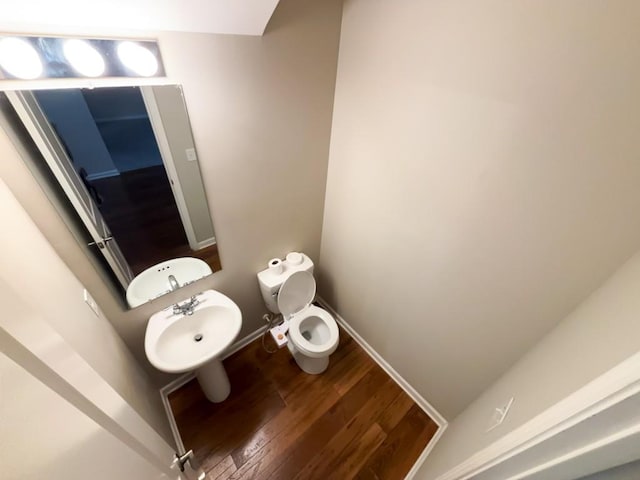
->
[
  {"left": 184, "top": 365, "right": 275, "bottom": 441},
  {"left": 230, "top": 372, "right": 341, "bottom": 468},
  {"left": 292, "top": 376, "right": 401, "bottom": 480},
  {"left": 228, "top": 356, "right": 389, "bottom": 478},
  {"left": 206, "top": 455, "right": 236, "bottom": 479},
  {"left": 264, "top": 403, "right": 349, "bottom": 480},
  {"left": 195, "top": 384, "right": 286, "bottom": 473},
  {"left": 326, "top": 423, "right": 387, "bottom": 480},
  {"left": 169, "top": 330, "right": 438, "bottom": 480},
  {"left": 325, "top": 344, "right": 375, "bottom": 395},
  {"left": 334, "top": 365, "right": 392, "bottom": 421},
  {"left": 168, "top": 378, "right": 206, "bottom": 418},
  {"left": 173, "top": 352, "right": 286, "bottom": 472},
  {"left": 264, "top": 368, "right": 395, "bottom": 480},
  {"left": 362, "top": 405, "right": 439, "bottom": 480},
  {"left": 226, "top": 389, "right": 342, "bottom": 480},
  {"left": 377, "top": 389, "right": 415, "bottom": 433}
]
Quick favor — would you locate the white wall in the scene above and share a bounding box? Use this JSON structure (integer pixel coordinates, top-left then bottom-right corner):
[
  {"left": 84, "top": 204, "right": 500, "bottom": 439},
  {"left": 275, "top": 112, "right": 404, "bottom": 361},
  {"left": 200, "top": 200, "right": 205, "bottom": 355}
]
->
[
  {"left": 0, "top": 178, "right": 173, "bottom": 443},
  {"left": 0, "top": 0, "right": 343, "bottom": 384},
  {"left": 319, "top": 0, "right": 640, "bottom": 419},
  {"left": 0, "top": 349, "right": 171, "bottom": 480},
  {"left": 418, "top": 249, "right": 640, "bottom": 479}
]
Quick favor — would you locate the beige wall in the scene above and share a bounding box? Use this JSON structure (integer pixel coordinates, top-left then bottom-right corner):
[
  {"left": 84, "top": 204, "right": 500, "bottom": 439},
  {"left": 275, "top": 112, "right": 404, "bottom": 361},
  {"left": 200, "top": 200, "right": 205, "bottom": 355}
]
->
[
  {"left": 418, "top": 249, "right": 640, "bottom": 478},
  {"left": 319, "top": 0, "right": 640, "bottom": 419},
  {"left": 0, "top": 178, "right": 173, "bottom": 444},
  {"left": 0, "top": 0, "right": 342, "bottom": 384}
]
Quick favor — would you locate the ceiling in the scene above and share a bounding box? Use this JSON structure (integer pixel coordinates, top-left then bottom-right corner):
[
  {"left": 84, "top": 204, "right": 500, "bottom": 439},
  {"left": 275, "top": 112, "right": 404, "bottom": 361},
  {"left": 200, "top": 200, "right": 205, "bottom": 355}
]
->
[{"left": 0, "top": 0, "right": 281, "bottom": 36}]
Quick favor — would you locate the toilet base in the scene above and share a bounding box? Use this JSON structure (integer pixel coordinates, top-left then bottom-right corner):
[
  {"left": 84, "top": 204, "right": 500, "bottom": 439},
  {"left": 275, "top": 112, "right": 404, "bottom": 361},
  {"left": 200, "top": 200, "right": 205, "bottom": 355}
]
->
[{"left": 288, "top": 341, "right": 330, "bottom": 374}]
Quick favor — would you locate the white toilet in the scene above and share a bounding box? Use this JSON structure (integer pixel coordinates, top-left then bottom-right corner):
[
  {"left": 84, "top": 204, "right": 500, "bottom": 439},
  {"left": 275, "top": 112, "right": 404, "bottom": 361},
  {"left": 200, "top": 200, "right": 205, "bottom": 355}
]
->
[{"left": 258, "top": 253, "right": 339, "bottom": 374}]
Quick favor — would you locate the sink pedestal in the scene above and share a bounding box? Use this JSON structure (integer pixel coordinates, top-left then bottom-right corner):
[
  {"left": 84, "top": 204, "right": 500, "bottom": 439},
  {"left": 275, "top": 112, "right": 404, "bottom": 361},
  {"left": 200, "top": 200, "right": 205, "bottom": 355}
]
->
[
  {"left": 145, "top": 289, "right": 242, "bottom": 403},
  {"left": 196, "top": 359, "right": 231, "bottom": 403}
]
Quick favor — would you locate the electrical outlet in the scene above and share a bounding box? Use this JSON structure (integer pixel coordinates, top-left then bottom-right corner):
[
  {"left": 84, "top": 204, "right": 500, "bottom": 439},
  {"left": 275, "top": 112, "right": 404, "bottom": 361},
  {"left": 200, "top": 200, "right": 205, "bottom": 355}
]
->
[
  {"left": 83, "top": 289, "right": 100, "bottom": 317},
  {"left": 487, "top": 397, "right": 514, "bottom": 432}
]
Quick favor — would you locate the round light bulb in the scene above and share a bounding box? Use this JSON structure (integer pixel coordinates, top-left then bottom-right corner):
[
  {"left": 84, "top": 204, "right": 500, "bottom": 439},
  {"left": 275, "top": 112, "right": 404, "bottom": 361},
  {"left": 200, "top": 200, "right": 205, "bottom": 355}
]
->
[
  {"left": 0, "top": 37, "right": 43, "bottom": 79},
  {"left": 117, "top": 41, "right": 158, "bottom": 77},
  {"left": 63, "top": 39, "right": 105, "bottom": 77}
]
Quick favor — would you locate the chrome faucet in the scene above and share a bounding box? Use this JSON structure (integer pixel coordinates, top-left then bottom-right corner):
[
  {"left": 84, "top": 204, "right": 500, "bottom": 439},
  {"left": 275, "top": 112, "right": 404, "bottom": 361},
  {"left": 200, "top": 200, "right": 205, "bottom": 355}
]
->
[
  {"left": 168, "top": 275, "right": 199, "bottom": 315},
  {"left": 173, "top": 295, "right": 200, "bottom": 316},
  {"left": 168, "top": 275, "right": 180, "bottom": 291}
]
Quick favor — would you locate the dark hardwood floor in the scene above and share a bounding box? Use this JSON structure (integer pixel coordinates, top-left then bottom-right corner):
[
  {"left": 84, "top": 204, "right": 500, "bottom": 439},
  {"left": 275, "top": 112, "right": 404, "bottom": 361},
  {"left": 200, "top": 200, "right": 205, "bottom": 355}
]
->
[
  {"left": 90, "top": 165, "right": 221, "bottom": 275},
  {"left": 169, "top": 328, "right": 438, "bottom": 480}
]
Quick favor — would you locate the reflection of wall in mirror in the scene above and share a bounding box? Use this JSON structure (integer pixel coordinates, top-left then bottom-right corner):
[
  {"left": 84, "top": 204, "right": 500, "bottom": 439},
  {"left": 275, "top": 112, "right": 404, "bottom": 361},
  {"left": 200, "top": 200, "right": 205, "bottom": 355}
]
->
[
  {"left": 83, "top": 87, "right": 164, "bottom": 174},
  {"left": 150, "top": 85, "right": 216, "bottom": 248},
  {"left": 35, "top": 89, "right": 118, "bottom": 180}
]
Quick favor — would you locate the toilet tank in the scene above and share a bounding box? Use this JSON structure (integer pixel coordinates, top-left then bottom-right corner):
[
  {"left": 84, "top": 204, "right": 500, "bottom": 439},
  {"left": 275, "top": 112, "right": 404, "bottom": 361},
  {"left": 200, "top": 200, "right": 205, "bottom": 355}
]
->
[{"left": 257, "top": 252, "right": 314, "bottom": 313}]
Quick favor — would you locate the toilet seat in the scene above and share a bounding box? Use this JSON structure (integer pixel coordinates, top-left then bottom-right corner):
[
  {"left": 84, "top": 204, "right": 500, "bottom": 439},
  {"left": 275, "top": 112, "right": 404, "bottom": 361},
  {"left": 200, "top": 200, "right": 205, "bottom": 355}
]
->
[
  {"left": 277, "top": 271, "right": 339, "bottom": 359},
  {"left": 277, "top": 270, "right": 317, "bottom": 319},
  {"left": 289, "top": 305, "right": 339, "bottom": 358}
]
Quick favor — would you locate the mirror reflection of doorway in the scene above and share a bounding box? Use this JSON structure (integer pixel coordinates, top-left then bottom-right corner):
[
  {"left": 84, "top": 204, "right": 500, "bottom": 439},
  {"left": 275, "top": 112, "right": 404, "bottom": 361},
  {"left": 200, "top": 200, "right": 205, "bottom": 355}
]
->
[{"left": 33, "top": 87, "right": 220, "bottom": 276}]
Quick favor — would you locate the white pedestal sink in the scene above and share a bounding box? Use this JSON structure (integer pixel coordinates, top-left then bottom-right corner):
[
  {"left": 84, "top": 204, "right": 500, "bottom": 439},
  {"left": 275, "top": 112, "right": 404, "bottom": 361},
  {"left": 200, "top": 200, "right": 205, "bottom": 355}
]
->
[{"left": 144, "top": 289, "right": 242, "bottom": 403}]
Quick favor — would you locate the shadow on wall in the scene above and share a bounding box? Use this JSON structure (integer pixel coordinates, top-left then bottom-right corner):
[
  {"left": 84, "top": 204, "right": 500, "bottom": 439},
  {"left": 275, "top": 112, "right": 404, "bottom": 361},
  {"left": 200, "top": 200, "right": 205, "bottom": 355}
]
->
[
  {"left": 579, "top": 459, "right": 640, "bottom": 480},
  {"left": 83, "top": 87, "right": 164, "bottom": 173},
  {"left": 36, "top": 87, "right": 163, "bottom": 179}
]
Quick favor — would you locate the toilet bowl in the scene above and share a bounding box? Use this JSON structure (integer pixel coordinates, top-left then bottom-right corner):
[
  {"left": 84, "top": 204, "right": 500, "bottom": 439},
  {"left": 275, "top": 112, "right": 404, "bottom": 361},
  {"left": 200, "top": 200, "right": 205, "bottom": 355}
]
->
[{"left": 277, "top": 270, "right": 339, "bottom": 374}]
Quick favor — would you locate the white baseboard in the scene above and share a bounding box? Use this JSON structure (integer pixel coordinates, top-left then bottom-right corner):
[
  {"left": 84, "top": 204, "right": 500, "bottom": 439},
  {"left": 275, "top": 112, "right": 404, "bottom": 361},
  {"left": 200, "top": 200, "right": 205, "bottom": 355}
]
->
[
  {"left": 86, "top": 169, "right": 120, "bottom": 181},
  {"left": 159, "top": 325, "right": 268, "bottom": 454},
  {"left": 316, "top": 296, "right": 448, "bottom": 479},
  {"left": 406, "top": 423, "right": 449, "bottom": 479},
  {"left": 192, "top": 237, "right": 216, "bottom": 251},
  {"left": 160, "top": 373, "right": 192, "bottom": 454}
]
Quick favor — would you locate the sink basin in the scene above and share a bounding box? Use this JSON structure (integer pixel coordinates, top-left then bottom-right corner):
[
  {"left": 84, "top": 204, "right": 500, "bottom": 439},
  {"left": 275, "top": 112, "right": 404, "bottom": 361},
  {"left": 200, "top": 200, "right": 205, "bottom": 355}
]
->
[
  {"left": 145, "top": 289, "right": 241, "bottom": 373},
  {"left": 126, "top": 257, "right": 212, "bottom": 308},
  {"left": 145, "top": 289, "right": 242, "bottom": 402}
]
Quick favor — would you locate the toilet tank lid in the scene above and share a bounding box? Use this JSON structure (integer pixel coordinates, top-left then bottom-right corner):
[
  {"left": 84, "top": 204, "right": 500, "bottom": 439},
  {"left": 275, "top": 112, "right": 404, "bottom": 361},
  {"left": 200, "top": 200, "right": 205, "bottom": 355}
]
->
[{"left": 277, "top": 270, "right": 316, "bottom": 318}]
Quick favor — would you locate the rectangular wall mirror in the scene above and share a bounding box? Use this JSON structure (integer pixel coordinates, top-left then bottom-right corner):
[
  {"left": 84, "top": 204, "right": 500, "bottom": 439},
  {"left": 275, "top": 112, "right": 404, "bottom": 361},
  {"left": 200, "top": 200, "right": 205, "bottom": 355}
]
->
[{"left": 5, "top": 84, "right": 220, "bottom": 308}]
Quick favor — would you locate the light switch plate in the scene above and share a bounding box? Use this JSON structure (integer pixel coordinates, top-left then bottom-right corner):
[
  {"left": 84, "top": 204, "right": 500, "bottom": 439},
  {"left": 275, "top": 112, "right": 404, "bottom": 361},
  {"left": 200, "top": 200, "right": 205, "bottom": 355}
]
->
[
  {"left": 83, "top": 289, "right": 100, "bottom": 317},
  {"left": 185, "top": 148, "right": 197, "bottom": 162}
]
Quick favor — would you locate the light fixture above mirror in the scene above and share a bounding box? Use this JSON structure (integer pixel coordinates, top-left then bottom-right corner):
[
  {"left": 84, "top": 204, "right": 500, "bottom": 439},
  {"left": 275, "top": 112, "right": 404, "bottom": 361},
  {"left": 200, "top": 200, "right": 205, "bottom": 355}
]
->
[
  {"left": 0, "top": 37, "right": 43, "bottom": 80},
  {"left": 0, "top": 35, "right": 165, "bottom": 80},
  {"left": 63, "top": 39, "right": 106, "bottom": 77}
]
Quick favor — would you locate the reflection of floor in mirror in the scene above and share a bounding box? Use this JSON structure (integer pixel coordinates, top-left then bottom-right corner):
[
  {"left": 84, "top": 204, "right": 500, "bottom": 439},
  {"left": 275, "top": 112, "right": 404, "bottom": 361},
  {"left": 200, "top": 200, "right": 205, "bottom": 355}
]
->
[
  {"left": 91, "top": 165, "right": 221, "bottom": 275},
  {"left": 168, "top": 243, "right": 221, "bottom": 275},
  {"left": 169, "top": 329, "right": 438, "bottom": 479}
]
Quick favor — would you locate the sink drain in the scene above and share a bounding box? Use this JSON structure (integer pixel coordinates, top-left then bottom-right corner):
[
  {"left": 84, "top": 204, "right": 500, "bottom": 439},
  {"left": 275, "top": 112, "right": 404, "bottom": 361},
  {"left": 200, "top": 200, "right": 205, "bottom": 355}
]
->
[{"left": 194, "top": 333, "right": 203, "bottom": 342}]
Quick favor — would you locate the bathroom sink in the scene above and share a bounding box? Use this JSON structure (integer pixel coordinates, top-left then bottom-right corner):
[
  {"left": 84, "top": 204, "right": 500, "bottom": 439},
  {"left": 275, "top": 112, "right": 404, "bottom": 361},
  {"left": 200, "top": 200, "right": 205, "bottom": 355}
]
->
[
  {"left": 126, "top": 257, "right": 212, "bottom": 308},
  {"left": 145, "top": 289, "right": 242, "bottom": 402},
  {"left": 145, "top": 289, "right": 242, "bottom": 373}
]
